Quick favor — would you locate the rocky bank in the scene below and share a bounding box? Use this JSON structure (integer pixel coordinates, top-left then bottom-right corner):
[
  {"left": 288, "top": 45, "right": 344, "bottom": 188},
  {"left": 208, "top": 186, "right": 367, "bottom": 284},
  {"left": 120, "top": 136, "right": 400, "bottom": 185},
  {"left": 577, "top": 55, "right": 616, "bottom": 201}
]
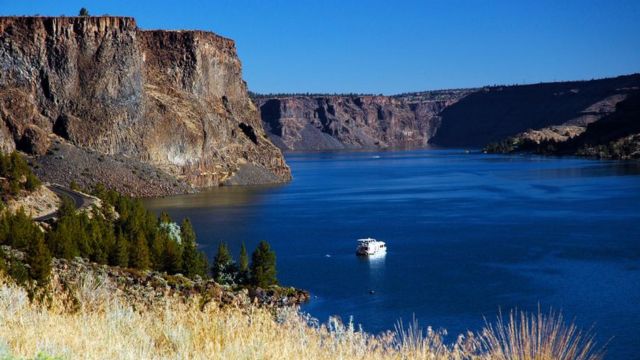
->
[
  {"left": 0, "top": 16, "right": 290, "bottom": 196},
  {"left": 1, "top": 245, "right": 309, "bottom": 309}
]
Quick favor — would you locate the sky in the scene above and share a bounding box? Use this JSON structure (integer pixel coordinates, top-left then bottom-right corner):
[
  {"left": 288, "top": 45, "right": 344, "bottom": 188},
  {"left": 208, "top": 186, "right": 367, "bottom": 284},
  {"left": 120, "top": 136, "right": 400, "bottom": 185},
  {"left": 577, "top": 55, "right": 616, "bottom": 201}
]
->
[{"left": 1, "top": 0, "right": 639, "bottom": 95}]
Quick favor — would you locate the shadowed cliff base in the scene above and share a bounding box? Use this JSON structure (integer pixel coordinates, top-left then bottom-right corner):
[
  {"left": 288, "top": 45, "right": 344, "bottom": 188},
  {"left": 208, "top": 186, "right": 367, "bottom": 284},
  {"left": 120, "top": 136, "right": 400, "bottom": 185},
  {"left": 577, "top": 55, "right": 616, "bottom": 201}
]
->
[{"left": 0, "top": 16, "right": 290, "bottom": 196}]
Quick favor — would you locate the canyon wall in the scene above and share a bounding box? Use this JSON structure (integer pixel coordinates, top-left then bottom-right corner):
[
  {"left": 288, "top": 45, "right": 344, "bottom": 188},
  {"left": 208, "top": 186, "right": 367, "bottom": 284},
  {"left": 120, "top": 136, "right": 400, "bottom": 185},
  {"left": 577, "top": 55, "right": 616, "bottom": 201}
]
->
[
  {"left": 0, "top": 16, "right": 290, "bottom": 195},
  {"left": 485, "top": 90, "right": 640, "bottom": 159},
  {"left": 255, "top": 90, "right": 472, "bottom": 150},
  {"left": 432, "top": 74, "right": 640, "bottom": 147},
  {"left": 256, "top": 75, "right": 640, "bottom": 151}
]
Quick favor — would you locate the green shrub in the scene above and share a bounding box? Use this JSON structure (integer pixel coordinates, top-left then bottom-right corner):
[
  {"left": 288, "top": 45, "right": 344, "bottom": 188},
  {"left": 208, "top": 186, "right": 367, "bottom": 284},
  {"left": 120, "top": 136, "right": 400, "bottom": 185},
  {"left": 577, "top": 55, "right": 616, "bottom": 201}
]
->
[
  {"left": 0, "top": 151, "right": 41, "bottom": 194},
  {"left": 0, "top": 208, "right": 42, "bottom": 250}
]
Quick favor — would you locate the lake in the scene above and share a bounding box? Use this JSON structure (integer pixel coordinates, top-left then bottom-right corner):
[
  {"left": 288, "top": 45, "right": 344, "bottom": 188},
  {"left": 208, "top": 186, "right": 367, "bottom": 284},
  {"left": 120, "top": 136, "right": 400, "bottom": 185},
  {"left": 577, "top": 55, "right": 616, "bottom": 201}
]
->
[{"left": 144, "top": 149, "right": 640, "bottom": 359}]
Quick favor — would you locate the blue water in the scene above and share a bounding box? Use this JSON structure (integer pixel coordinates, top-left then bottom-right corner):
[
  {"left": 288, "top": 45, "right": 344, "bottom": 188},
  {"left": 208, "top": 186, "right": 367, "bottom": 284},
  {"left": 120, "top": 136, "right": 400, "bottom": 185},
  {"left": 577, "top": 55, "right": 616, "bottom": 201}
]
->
[{"left": 144, "top": 150, "right": 640, "bottom": 359}]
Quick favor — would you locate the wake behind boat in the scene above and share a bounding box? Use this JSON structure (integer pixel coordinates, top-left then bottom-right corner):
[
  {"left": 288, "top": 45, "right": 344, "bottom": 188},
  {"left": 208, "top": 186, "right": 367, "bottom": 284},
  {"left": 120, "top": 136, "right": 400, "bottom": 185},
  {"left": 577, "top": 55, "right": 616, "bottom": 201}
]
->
[{"left": 356, "top": 238, "right": 387, "bottom": 256}]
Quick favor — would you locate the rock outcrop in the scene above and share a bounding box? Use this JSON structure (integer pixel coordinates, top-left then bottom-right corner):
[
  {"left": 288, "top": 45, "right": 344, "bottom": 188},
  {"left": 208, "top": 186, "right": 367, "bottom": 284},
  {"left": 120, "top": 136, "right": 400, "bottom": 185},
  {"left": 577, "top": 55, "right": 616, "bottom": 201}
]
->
[
  {"left": 0, "top": 16, "right": 290, "bottom": 195},
  {"left": 256, "top": 74, "right": 640, "bottom": 151}
]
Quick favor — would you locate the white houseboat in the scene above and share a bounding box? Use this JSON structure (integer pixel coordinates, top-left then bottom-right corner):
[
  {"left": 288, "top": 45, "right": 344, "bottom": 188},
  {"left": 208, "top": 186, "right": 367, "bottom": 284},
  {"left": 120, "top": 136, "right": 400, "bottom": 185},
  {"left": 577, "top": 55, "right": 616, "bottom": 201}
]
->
[{"left": 356, "top": 238, "right": 387, "bottom": 256}]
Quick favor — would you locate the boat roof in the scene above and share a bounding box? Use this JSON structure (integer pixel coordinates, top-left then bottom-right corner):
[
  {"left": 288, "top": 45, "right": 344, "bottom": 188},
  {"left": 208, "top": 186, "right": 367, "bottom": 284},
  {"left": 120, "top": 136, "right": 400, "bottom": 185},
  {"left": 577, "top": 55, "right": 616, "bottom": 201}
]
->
[{"left": 357, "top": 237, "right": 384, "bottom": 243}]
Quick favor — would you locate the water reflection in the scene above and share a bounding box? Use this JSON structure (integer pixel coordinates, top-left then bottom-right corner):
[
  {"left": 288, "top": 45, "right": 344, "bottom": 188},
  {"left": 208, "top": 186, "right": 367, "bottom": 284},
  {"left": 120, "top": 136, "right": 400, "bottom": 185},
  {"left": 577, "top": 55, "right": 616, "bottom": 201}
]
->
[
  {"left": 143, "top": 184, "right": 284, "bottom": 209},
  {"left": 358, "top": 253, "right": 386, "bottom": 284}
]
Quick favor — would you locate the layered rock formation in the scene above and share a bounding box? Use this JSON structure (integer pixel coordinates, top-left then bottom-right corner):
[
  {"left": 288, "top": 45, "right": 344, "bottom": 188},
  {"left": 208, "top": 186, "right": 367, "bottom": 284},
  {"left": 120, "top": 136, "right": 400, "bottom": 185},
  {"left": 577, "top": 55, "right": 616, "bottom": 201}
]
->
[
  {"left": 255, "top": 90, "right": 472, "bottom": 150},
  {"left": 256, "top": 74, "right": 640, "bottom": 152},
  {"left": 0, "top": 16, "right": 290, "bottom": 195}
]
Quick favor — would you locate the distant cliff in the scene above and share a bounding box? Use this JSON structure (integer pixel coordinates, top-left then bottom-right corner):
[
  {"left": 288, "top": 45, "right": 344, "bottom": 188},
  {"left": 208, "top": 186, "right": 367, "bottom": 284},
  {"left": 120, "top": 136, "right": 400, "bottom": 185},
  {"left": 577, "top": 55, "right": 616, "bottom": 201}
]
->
[
  {"left": 433, "top": 74, "right": 640, "bottom": 147},
  {"left": 485, "top": 90, "right": 640, "bottom": 159},
  {"left": 255, "top": 90, "right": 472, "bottom": 150},
  {"left": 255, "top": 74, "right": 640, "bottom": 152},
  {"left": 0, "top": 16, "right": 290, "bottom": 196}
]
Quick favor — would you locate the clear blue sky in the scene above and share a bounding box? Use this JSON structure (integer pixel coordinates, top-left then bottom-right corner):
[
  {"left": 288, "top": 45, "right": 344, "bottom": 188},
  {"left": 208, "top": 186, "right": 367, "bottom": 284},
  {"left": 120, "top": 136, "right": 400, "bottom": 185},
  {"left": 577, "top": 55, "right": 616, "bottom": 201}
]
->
[{"left": 1, "top": 0, "right": 639, "bottom": 94}]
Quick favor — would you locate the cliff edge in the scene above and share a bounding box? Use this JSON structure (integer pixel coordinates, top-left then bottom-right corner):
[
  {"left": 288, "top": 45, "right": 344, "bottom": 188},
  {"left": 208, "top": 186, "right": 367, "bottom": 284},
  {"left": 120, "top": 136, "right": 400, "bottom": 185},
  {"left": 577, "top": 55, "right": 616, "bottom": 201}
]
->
[{"left": 0, "top": 16, "right": 290, "bottom": 196}]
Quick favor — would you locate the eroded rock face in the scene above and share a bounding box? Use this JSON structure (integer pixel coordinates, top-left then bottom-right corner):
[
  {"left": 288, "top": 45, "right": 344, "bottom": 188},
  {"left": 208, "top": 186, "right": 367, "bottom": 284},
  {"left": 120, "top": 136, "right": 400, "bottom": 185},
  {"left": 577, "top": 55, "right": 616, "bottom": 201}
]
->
[
  {"left": 0, "top": 16, "right": 290, "bottom": 192},
  {"left": 255, "top": 90, "right": 472, "bottom": 150}
]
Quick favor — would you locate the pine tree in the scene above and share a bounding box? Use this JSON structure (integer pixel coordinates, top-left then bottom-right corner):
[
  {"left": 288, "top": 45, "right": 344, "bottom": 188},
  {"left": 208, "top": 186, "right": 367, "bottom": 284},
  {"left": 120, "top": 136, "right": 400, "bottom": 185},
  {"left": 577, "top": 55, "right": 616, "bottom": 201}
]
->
[
  {"left": 181, "top": 218, "right": 206, "bottom": 278},
  {"left": 212, "top": 242, "right": 236, "bottom": 284},
  {"left": 159, "top": 211, "right": 172, "bottom": 224},
  {"left": 250, "top": 241, "right": 277, "bottom": 288},
  {"left": 163, "top": 239, "right": 183, "bottom": 274},
  {"left": 26, "top": 233, "right": 51, "bottom": 286},
  {"left": 129, "top": 231, "right": 150, "bottom": 270},
  {"left": 238, "top": 242, "right": 249, "bottom": 284},
  {"left": 112, "top": 232, "right": 129, "bottom": 268},
  {"left": 197, "top": 252, "right": 209, "bottom": 279},
  {"left": 4, "top": 208, "right": 39, "bottom": 249},
  {"left": 150, "top": 233, "right": 167, "bottom": 271},
  {"left": 79, "top": 7, "right": 89, "bottom": 16}
]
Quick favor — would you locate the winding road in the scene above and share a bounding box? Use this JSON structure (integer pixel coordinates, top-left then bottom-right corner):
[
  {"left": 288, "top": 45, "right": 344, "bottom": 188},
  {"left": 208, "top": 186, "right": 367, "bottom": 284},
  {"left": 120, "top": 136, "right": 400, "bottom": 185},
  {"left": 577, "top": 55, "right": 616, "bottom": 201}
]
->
[{"left": 34, "top": 184, "right": 97, "bottom": 222}]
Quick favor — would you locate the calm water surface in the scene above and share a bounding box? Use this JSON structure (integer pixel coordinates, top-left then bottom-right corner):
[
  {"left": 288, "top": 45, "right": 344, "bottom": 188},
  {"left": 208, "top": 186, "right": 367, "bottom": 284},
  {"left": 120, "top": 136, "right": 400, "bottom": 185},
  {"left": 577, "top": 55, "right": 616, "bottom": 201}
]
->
[{"left": 145, "top": 150, "right": 640, "bottom": 359}]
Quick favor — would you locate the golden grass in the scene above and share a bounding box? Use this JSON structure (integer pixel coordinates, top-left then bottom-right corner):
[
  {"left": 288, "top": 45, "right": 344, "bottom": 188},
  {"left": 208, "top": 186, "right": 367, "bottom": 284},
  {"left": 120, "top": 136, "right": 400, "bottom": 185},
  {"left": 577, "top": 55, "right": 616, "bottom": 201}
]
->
[
  {"left": 0, "top": 275, "right": 603, "bottom": 360},
  {"left": 477, "top": 310, "right": 603, "bottom": 360}
]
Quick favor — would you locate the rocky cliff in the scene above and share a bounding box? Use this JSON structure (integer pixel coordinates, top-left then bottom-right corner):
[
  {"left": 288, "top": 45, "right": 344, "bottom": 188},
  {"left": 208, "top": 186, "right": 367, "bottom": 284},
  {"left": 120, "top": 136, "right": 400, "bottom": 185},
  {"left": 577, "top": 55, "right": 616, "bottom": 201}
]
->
[
  {"left": 255, "top": 90, "right": 472, "bottom": 150},
  {"left": 0, "top": 16, "right": 290, "bottom": 196},
  {"left": 256, "top": 74, "right": 640, "bottom": 152}
]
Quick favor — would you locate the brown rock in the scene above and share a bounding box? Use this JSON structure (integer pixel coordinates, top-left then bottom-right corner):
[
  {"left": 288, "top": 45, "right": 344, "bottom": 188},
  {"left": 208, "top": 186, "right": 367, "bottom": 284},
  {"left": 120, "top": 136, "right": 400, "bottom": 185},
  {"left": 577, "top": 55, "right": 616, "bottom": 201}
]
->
[
  {"left": 19, "top": 125, "right": 50, "bottom": 155},
  {"left": 256, "top": 91, "right": 471, "bottom": 151},
  {"left": 0, "top": 16, "right": 290, "bottom": 194}
]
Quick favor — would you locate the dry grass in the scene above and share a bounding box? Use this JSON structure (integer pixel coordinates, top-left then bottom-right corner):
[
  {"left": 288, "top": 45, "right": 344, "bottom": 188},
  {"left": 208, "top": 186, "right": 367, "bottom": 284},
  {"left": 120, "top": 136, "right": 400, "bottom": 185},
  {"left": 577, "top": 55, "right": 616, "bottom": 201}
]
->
[
  {"left": 477, "top": 310, "right": 603, "bottom": 360},
  {"left": 0, "top": 275, "right": 603, "bottom": 360}
]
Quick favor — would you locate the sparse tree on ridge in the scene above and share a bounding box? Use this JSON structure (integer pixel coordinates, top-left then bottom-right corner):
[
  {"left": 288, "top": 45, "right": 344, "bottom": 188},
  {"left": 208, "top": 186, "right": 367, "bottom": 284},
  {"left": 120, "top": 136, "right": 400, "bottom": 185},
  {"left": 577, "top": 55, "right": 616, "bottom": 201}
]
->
[
  {"left": 211, "top": 242, "right": 237, "bottom": 285},
  {"left": 181, "top": 218, "right": 207, "bottom": 279},
  {"left": 238, "top": 242, "right": 249, "bottom": 282},
  {"left": 250, "top": 240, "right": 277, "bottom": 288},
  {"left": 79, "top": 8, "right": 89, "bottom": 16},
  {"left": 26, "top": 234, "right": 51, "bottom": 286}
]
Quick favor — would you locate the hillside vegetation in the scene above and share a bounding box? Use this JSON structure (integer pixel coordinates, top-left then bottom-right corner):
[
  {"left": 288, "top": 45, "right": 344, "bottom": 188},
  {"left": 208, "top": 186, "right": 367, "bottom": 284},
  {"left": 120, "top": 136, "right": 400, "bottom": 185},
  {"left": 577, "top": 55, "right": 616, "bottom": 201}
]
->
[{"left": 0, "top": 272, "right": 603, "bottom": 360}]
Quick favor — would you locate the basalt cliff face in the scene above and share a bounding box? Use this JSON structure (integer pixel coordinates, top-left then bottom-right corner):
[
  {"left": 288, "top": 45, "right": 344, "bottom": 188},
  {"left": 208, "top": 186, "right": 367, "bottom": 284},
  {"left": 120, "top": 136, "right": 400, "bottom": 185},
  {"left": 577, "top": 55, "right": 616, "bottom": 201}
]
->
[
  {"left": 0, "top": 16, "right": 290, "bottom": 195},
  {"left": 256, "top": 74, "right": 640, "bottom": 152},
  {"left": 255, "top": 90, "right": 472, "bottom": 150}
]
